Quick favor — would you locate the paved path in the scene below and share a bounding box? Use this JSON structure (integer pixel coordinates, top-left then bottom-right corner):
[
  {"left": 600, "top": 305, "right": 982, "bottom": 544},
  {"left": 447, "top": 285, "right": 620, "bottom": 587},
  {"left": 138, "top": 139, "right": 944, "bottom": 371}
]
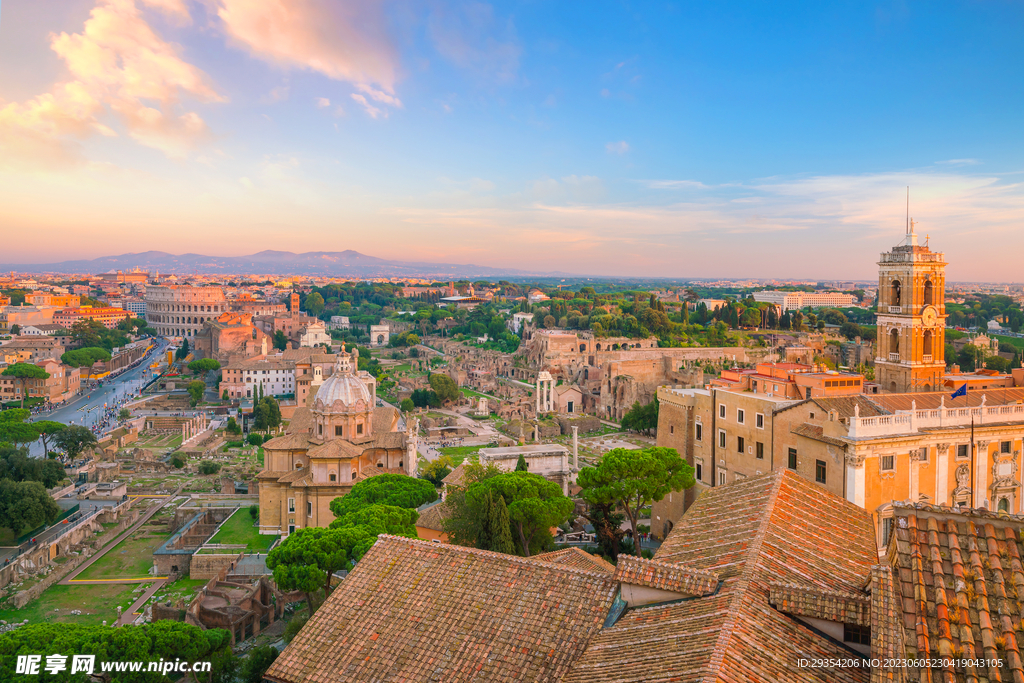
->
[
  {"left": 60, "top": 486, "right": 183, "bottom": 585},
  {"left": 118, "top": 578, "right": 169, "bottom": 626}
]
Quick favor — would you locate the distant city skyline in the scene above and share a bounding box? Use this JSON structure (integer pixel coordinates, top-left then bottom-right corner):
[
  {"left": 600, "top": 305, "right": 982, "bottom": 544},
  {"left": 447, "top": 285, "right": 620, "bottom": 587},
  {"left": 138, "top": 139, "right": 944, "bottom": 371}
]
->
[{"left": 2, "top": 1, "right": 1023, "bottom": 280}]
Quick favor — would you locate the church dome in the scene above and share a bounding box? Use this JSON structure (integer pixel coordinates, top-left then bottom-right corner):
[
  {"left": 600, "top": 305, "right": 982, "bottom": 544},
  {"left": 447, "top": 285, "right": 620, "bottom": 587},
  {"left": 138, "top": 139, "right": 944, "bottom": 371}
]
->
[{"left": 315, "top": 370, "right": 371, "bottom": 411}]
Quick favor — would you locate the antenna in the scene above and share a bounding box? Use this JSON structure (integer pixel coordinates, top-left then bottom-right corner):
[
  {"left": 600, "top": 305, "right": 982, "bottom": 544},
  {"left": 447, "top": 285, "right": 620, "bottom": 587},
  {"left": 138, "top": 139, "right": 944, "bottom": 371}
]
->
[{"left": 906, "top": 186, "right": 910, "bottom": 234}]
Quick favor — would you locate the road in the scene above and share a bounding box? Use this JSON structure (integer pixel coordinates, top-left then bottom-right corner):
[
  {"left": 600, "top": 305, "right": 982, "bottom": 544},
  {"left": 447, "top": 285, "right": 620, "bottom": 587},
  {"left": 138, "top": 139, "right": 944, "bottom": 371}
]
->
[{"left": 26, "top": 338, "right": 169, "bottom": 457}]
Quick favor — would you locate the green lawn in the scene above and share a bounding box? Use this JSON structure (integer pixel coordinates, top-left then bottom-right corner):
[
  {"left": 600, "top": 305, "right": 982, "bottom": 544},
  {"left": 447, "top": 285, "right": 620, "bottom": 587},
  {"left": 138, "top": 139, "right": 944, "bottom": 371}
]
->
[
  {"left": 208, "top": 509, "right": 277, "bottom": 552},
  {"left": 0, "top": 583, "right": 147, "bottom": 626},
  {"left": 437, "top": 444, "right": 490, "bottom": 465},
  {"left": 460, "top": 388, "right": 496, "bottom": 400},
  {"left": 76, "top": 531, "right": 170, "bottom": 580}
]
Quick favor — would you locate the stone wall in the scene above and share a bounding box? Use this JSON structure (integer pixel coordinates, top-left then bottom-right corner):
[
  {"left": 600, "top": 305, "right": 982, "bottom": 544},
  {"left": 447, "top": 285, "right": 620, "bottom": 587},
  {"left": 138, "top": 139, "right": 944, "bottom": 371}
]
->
[{"left": 190, "top": 553, "right": 243, "bottom": 580}]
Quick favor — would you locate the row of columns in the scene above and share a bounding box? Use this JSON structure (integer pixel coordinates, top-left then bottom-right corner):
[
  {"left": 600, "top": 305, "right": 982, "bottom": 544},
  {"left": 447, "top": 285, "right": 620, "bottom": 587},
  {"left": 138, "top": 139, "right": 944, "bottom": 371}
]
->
[
  {"left": 181, "top": 414, "right": 209, "bottom": 444},
  {"left": 535, "top": 374, "right": 554, "bottom": 414}
]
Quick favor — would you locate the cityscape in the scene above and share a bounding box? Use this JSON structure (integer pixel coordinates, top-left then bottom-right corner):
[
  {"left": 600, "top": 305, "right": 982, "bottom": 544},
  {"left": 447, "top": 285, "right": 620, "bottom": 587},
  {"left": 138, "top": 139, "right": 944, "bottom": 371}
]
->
[{"left": 2, "top": 2, "right": 1024, "bottom": 683}]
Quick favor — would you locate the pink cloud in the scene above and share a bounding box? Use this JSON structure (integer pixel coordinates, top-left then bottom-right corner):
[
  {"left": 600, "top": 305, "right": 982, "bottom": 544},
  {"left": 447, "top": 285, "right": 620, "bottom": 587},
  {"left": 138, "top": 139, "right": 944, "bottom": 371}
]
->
[
  {"left": 216, "top": 0, "right": 398, "bottom": 92},
  {"left": 0, "top": 0, "right": 224, "bottom": 166}
]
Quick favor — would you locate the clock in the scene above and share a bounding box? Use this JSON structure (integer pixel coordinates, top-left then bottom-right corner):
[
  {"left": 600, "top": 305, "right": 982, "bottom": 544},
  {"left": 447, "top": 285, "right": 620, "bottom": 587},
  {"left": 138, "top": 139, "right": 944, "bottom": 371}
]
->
[{"left": 922, "top": 306, "right": 938, "bottom": 327}]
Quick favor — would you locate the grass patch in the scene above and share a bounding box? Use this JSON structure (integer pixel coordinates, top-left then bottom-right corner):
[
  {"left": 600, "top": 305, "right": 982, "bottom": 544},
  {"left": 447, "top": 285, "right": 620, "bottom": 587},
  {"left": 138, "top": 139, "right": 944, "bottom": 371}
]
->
[
  {"left": 0, "top": 583, "right": 148, "bottom": 626},
  {"left": 76, "top": 530, "right": 170, "bottom": 580},
  {"left": 148, "top": 577, "right": 206, "bottom": 607},
  {"left": 208, "top": 509, "right": 276, "bottom": 552},
  {"left": 437, "top": 444, "right": 490, "bottom": 466},
  {"left": 460, "top": 388, "right": 496, "bottom": 400}
]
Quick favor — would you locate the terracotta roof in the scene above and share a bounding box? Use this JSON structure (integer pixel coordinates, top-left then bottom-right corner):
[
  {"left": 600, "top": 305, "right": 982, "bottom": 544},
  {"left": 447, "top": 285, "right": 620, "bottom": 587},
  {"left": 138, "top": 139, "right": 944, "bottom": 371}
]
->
[
  {"left": 890, "top": 506, "right": 1024, "bottom": 683},
  {"left": 372, "top": 405, "right": 400, "bottom": 433},
  {"left": 262, "top": 433, "right": 314, "bottom": 451},
  {"left": 530, "top": 547, "right": 616, "bottom": 574},
  {"left": 768, "top": 582, "right": 870, "bottom": 626},
  {"left": 442, "top": 462, "right": 468, "bottom": 488},
  {"left": 791, "top": 422, "right": 848, "bottom": 447},
  {"left": 414, "top": 500, "right": 451, "bottom": 532},
  {"left": 286, "top": 407, "right": 314, "bottom": 435},
  {"left": 870, "top": 387, "right": 1024, "bottom": 413},
  {"left": 564, "top": 470, "right": 878, "bottom": 683},
  {"left": 306, "top": 439, "right": 364, "bottom": 460},
  {"left": 264, "top": 535, "right": 618, "bottom": 683},
  {"left": 613, "top": 555, "right": 719, "bottom": 596},
  {"left": 811, "top": 394, "right": 890, "bottom": 419},
  {"left": 368, "top": 431, "right": 405, "bottom": 450}
]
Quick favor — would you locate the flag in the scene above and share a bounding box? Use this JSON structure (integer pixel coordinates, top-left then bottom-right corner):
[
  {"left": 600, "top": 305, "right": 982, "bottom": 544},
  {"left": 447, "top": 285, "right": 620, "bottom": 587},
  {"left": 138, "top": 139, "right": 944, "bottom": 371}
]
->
[{"left": 951, "top": 383, "right": 967, "bottom": 400}]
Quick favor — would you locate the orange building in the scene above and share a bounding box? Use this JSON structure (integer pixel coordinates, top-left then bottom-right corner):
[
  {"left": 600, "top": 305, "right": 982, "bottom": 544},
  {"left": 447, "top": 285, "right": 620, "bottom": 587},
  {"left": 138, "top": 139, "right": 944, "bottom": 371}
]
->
[
  {"left": 711, "top": 361, "right": 865, "bottom": 400},
  {"left": 53, "top": 306, "right": 131, "bottom": 329}
]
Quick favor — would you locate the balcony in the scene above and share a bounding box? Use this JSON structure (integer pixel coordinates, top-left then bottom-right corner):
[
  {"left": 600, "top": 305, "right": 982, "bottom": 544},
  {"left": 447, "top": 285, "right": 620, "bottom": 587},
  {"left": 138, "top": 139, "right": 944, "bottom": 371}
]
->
[
  {"left": 888, "top": 306, "right": 902, "bottom": 314},
  {"left": 888, "top": 352, "right": 900, "bottom": 362},
  {"left": 922, "top": 355, "right": 932, "bottom": 363}
]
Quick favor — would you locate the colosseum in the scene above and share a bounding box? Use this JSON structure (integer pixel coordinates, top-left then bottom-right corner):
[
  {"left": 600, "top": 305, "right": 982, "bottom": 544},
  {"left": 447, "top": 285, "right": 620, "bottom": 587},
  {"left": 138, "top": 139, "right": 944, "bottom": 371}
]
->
[{"left": 146, "top": 285, "right": 229, "bottom": 338}]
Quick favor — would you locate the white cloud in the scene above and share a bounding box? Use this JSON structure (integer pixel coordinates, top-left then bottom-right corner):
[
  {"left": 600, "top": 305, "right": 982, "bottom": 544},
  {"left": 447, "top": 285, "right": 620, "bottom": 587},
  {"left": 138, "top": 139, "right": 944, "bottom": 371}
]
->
[
  {"left": 936, "top": 158, "right": 981, "bottom": 166},
  {"left": 350, "top": 93, "right": 383, "bottom": 119},
  {"left": 0, "top": 0, "right": 224, "bottom": 167},
  {"left": 216, "top": 0, "right": 398, "bottom": 92},
  {"left": 606, "top": 141, "right": 630, "bottom": 154},
  {"left": 315, "top": 97, "right": 331, "bottom": 108}
]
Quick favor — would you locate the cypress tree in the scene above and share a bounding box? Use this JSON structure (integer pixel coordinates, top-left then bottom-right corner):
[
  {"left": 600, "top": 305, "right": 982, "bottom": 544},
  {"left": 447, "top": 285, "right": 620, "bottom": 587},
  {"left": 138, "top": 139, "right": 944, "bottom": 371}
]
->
[
  {"left": 476, "top": 490, "right": 494, "bottom": 551},
  {"left": 515, "top": 454, "right": 529, "bottom": 472},
  {"left": 490, "top": 494, "right": 516, "bottom": 555}
]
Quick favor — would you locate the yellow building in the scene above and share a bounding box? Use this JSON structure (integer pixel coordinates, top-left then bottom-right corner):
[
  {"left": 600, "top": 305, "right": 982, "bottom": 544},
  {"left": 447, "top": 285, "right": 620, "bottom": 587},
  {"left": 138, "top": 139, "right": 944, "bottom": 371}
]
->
[
  {"left": 874, "top": 219, "right": 947, "bottom": 393},
  {"left": 257, "top": 345, "right": 418, "bottom": 536}
]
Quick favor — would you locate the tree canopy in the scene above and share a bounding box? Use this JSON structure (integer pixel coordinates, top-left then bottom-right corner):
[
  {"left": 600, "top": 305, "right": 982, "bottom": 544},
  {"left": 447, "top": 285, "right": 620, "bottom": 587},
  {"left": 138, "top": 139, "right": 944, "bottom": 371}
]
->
[
  {"left": 578, "top": 446, "right": 694, "bottom": 556},
  {"left": 0, "top": 446, "right": 66, "bottom": 488},
  {"left": 187, "top": 379, "right": 206, "bottom": 407},
  {"left": 428, "top": 373, "right": 460, "bottom": 404},
  {"left": 60, "top": 347, "right": 112, "bottom": 368},
  {"left": 188, "top": 358, "right": 221, "bottom": 375},
  {"left": 267, "top": 525, "right": 374, "bottom": 611},
  {"left": 0, "top": 478, "right": 61, "bottom": 534},
  {"left": 52, "top": 425, "right": 98, "bottom": 463},
  {"left": 620, "top": 399, "right": 659, "bottom": 435},
  {"left": 328, "top": 474, "right": 437, "bottom": 519},
  {"left": 0, "top": 409, "right": 40, "bottom": 448},
  {"left": 0, "top": 622, "right": 231, "bottom": 683},
  {"left": 447, "top": 471, "right": 574, "bottom": 557}
]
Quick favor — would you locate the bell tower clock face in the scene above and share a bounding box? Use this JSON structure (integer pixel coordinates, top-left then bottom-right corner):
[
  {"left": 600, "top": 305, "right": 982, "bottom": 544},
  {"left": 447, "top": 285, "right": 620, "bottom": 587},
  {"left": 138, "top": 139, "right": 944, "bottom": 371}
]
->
[{"left": 922, "top": 306, "right": 937, "bottom": 327}]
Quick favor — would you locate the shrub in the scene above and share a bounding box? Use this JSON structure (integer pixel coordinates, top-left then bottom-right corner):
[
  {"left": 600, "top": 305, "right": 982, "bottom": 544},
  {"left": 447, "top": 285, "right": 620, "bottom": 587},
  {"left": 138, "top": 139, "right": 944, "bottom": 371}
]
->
[
  {"left": 199, "top": 461, "right": 221, "bottom": 475},
  {"left": 249, "top": 504, "right": 259, "bottom": 520},
  {"left": 283, "top": 612, "right": 310, "bottom": 643},
  {"left": 246, "top": 433, "right": 264, "bottom": 447},
  {"left": 225, "top": 417, "right": 241, "bottom": 435},
  {"left": 170, "top": 454, "right": 186, "bottom": 469},
  {"left": 225, "top": 441, "right": 243, "bottom": 449}
]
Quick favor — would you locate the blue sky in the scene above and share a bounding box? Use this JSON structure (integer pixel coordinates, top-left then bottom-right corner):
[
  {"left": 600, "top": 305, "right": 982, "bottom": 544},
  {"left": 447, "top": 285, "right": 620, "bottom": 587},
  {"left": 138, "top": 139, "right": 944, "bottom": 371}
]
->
[{"left": 1, "top": 0, "right": 1022, "bottom": 280}]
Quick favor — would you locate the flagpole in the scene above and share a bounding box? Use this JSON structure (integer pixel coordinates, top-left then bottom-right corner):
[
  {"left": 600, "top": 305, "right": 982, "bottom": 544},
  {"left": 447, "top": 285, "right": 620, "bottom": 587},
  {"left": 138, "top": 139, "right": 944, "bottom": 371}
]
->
[{"left": 970, "top": 413, "right": 975, "bottom": 509}]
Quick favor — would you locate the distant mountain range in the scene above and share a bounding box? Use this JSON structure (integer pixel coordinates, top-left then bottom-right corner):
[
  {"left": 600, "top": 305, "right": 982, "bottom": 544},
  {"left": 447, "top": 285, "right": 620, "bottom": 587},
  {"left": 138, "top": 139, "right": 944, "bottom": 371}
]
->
[{"left": 0, "top": 250, "right": 565, "bottom": 279}]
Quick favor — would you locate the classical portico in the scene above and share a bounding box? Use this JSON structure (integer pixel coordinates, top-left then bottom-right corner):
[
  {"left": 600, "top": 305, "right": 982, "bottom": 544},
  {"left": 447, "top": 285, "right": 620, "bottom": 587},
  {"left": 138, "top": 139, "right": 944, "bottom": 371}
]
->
[{"left": 536, "top": 370, "right": 554, "bottom": 413}]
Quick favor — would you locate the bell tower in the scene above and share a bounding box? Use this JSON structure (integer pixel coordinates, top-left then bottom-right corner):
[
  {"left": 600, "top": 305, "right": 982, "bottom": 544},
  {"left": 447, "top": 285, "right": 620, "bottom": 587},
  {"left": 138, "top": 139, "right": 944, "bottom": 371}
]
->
[{"left": 875, "top": 219, "right": 947, "bottom": 393}]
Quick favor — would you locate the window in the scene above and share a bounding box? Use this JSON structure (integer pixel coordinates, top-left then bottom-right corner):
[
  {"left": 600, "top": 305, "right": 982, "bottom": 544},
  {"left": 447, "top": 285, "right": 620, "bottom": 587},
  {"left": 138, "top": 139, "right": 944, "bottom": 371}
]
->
[
  {"left": 957, "top": 444, "right": 969, "bottom": 459},
  {"left": 844, "top": 624, "right": 871, "bottom": 646},
  {"left": 815, "top": 460, "right": 827, "bottom": 484},
  {"left": 755, "top": 413, "right": 764, "bottom": 429},
  {"left": 329, "top": 473, "right": 337, "bottom": 482},
  {"left": 307, "top": 502, "right": 312, "bottom": 517},
  {"left": 756, "top": 442, "right": 764, "bottom": 459},
  {"left": 357, "top": 424, "right": 364, "bottom": 435},
  {"left": 737, "top": 409, "right": 745, "bottom": 424},
  {"left": 718, "top": 470, "right": 727, "bottom": 486},
  {"left": 737, "top": 436, "right": 745, "bottom": 453},
  {"left": 695, "top": 423, "right": 703, "bottom": 441},
  {"left": 695, "top": 461, "right": 703, "bottom": 481},
  {"left": 881, "top": 455, "right": 895, "bottom": 471},
  {"left": 288, "top": 498, "right": 295, "bottom": 513},
  {"left": 881, "top": 517, "right": 892, "bottom": 545},
  {"left": 318, "top": 424, "right": 322, "bottom": 436},
  {"left": 918, "top": 447, "right": 928, "bottom": 462},
  {"left": 1002, "top": 441, "right": 1012, "bottom": 454},
  {"left": 773, "top": 384, "right": 779, "bottom": 392},
  {"left": 335, "top": 425, "right": 343, "bottom": 437},
  {"left": 719, "top": 430, "right": 726, "bottom": 449},
  {"left": 788, "top": 448, "right": 797, "bottom": 470},
  {"left": 719, "top": 404, "right": 726, "bottom": 419}
]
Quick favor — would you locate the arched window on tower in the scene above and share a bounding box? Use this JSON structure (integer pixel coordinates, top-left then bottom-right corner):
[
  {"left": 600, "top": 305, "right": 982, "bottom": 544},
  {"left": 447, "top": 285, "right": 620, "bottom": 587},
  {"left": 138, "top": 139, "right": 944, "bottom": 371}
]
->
[
  {"left": 889, "top": 328, "right": 900, "bottom": 360},
  {"left": 923, "top": 330, "right": 933, "bottom": 359},
  {"left": 891, "top": 279, "right": 902, "bottom": 307},
  {"left": 924, "top": 280, "right": 934, "bottom": 306}
]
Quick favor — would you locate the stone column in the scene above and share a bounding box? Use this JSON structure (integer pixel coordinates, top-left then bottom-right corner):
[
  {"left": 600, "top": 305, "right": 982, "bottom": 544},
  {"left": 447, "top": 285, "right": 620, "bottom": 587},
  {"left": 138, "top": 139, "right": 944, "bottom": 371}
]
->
[
  {"left": 572, "top": 426, "right": 579, "bottom": 471},
  {"left": 909, "top": 448, "right": 926, "bottom": 502},
  {"left": 976, "top": 441, "right": 990, "bottom": 508},
  {"left": 548, "top": 380, "right": 554, "bottom": 412},
  {"left": 535, "top": 378, "right": 541, "bottom": 415},
  {"left": 845, "top": 450, "right": 866, "bottom": 508},
  {"left": 935, "top": 443, "right": 950, "bottom": 505}
]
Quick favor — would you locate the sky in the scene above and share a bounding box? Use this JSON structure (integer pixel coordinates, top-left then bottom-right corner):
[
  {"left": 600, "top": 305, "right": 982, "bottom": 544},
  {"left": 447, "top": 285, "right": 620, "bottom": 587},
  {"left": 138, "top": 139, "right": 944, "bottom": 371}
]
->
[{"left": 1, "top": 0, "right": 1022, "bottom": 281}]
